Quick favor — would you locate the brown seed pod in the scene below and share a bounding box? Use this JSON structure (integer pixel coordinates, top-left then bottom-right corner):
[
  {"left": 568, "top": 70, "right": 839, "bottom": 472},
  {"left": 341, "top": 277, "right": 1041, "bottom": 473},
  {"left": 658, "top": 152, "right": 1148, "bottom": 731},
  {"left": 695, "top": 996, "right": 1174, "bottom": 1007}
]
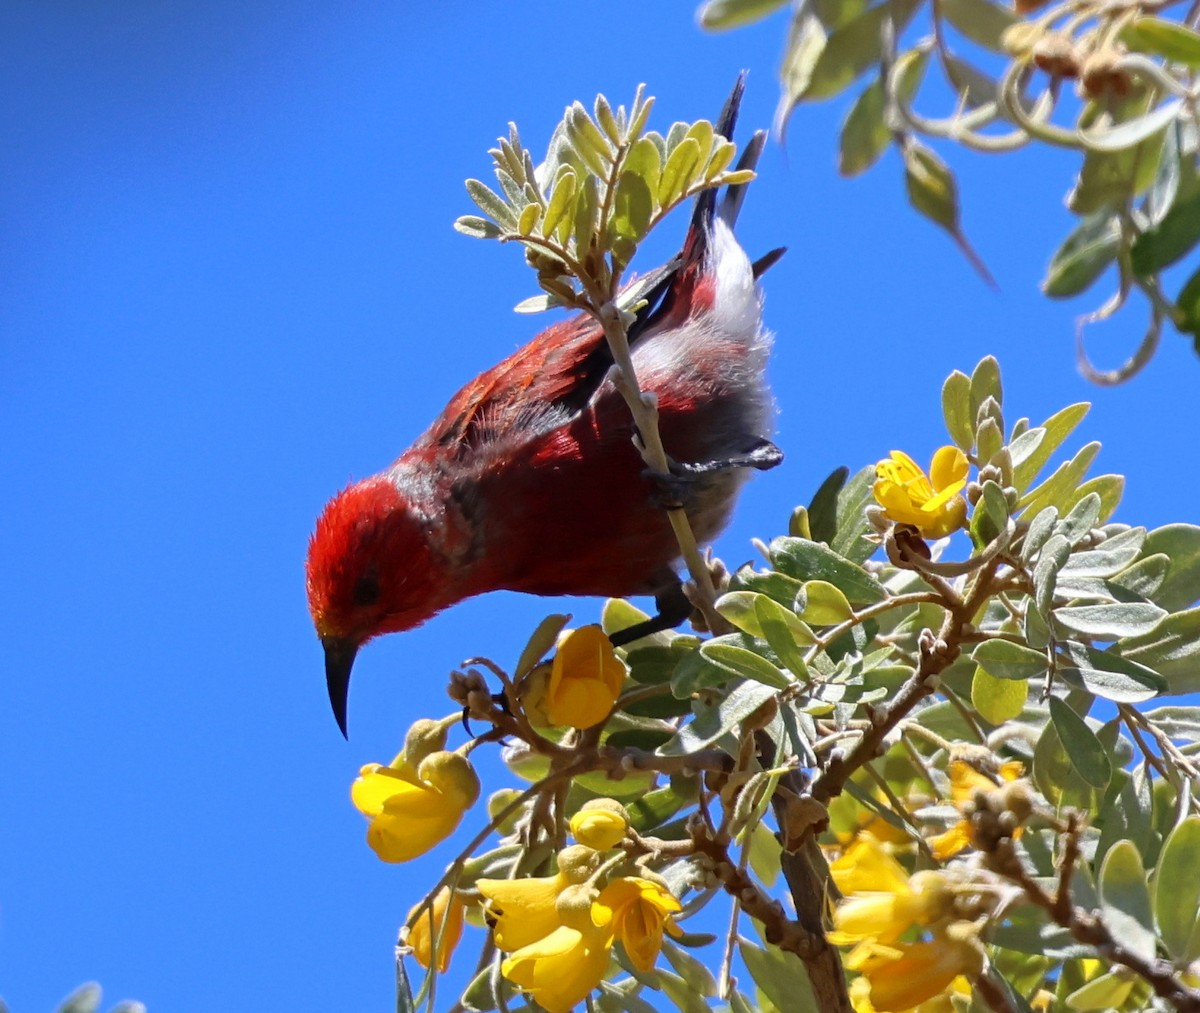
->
[{"left": 1080, "top": 48, "right": 1133, "bottom": 99}]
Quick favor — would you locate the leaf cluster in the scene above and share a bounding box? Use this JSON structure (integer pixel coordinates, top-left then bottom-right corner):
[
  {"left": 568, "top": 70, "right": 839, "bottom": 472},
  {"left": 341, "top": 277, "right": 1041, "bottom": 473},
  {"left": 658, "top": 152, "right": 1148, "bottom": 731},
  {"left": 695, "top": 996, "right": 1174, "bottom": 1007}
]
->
[{"left": 698, "top": 0, "right": 1200, "bottom": 381}]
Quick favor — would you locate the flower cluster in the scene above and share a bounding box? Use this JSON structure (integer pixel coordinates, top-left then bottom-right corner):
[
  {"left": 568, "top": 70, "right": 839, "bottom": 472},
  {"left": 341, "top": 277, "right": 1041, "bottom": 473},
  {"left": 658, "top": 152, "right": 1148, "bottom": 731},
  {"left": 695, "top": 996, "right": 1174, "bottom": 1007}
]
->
[
  {"left": 831, "top": 834, "right": 984, "bottom": 1012},
  {"left": 477, "top": 800, "right": 683, "bottom": 1013}
]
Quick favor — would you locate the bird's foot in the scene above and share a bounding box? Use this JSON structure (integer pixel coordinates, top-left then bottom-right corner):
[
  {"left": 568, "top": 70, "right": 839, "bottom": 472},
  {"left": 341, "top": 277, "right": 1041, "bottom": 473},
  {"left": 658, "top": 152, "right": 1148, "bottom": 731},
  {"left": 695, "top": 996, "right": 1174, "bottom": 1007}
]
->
[{"left": 645, "top": 438, "right": 783, "bottom": 509}]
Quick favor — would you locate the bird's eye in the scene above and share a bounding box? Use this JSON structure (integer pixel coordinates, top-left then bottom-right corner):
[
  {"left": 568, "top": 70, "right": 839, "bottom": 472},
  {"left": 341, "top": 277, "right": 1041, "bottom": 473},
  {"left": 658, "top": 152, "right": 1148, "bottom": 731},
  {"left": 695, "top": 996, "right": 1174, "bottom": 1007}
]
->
[{"left": 353, "top": 570, "right": 381, "bottom": 607}]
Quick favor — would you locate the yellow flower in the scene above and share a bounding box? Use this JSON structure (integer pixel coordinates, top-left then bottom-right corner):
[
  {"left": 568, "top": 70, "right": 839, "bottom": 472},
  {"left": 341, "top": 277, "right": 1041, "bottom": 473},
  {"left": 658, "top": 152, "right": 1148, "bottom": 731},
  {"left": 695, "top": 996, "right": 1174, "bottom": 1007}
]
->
[
  {"left": 593, "top": 876, "right": 683, "bottom": 973},
  {"left": 402, "top": 886, "right": 465, "bottom": 973},
  {"left": 500, "top": 921, "right": 613, "bottom": 1013},
  {"left": 927, "top": 759, "right": 1025, "bottom": 860},
  {"left": 849, "top": 937, "right": 981, "bottom": 1012},
  {"left": 850, "top": 972, "right": 972, "bottom": 1013},
  {"left": 570, "top": 799, "right": 629, "bottom": 851},
  {"left": 873, "top": 447, "right": 969, "bottom": 539},
  {"left": 830, "top": 834, "right": 911, "bottom": 896},
  {"left": 477, "top": 871, "right": 571, "bottom": 951},
  {"left": 350, "top": 750, "right": 479, "bottom": 863},
  {"left": 477, "top": 846, "right": 601, "bottom": 952},
  {"left": 546, "top": 625, "right": 626, "bottom": 729}
]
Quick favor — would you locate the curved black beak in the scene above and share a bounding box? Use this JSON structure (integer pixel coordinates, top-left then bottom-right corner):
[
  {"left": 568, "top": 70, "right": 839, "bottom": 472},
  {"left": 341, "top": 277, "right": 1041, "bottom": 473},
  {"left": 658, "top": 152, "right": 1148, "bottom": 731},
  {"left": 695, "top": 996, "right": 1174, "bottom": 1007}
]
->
[{"left": 322, "top": 635, "right": 359, "bottom": 738}]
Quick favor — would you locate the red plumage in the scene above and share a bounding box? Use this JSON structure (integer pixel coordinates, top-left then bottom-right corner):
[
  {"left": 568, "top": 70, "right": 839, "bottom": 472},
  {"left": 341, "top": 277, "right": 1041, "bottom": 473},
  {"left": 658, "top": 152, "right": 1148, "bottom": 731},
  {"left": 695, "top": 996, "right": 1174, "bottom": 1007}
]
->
[{"left": 307, "top": 81, "right": 782, "bottom": 734}]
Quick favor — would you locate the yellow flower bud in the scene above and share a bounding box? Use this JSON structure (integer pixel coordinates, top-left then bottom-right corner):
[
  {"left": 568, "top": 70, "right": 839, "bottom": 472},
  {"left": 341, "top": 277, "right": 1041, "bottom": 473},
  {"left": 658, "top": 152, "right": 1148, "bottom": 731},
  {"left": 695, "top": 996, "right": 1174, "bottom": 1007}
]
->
[
  {"left": 401, "top": 886, "right": 465, "bottom": 973},
  {"left": 400, "top": 717, "right": 450, "bottom": 767},
  {"left": 570, "top": 799, "right": 630, "bottom": 850},
  {"left": 546, "top": 625, "right": 626, "bottom": 729}
]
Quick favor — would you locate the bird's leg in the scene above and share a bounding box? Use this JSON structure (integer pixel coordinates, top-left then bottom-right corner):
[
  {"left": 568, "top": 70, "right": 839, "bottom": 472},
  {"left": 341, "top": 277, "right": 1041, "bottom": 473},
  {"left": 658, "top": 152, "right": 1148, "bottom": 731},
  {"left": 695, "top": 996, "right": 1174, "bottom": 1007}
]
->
[
  {"left": 609, "top": 581, "right": 694, "bottom": 647},
  {"left": 645, "top": 437, "right": 784, "bottom": 509}
]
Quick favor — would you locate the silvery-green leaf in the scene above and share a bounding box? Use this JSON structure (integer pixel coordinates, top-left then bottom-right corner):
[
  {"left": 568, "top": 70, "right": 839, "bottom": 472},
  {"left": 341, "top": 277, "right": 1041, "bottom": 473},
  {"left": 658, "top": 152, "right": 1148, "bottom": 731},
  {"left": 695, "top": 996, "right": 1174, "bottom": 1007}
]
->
[
  {"left": 769, "top": 536, "right": 886, "bottom": 604},
  {"left": 1120, "top": 607, "right": 1200, "bottom": 691},
  {"left": 739, "top": 940, "right": 820, "bottom": 1013},
  {"left": 938, "top": 0, "right": 1017, "bottom": 51},
  {"left": 1080, "top": 99, "right": 1182, "bottom": 154},
  {"left": 1069, "top": 474, "right": 1124, "bottom": 524},
  {"left": 1054, "top": 601, "right": 1167, "bottom": 640},
  {"left": 659, "top": 678, "right": 777, "bottom": 755},
  {"left": 1058, "top": 641, "right": 1166, "bottom": 701},
  {"left": 1019, "top": 442, "right": 1102, "bottom": 517},
  {"left": 775, "top": 13, "right": 828, "bottom": 136},
  {"left": 1154, "top": 816, "right": 1200, "bottom": 960},
  {"left": 831, "top": 464, "right": 879, "bottom": 564},
  {"left": 701, "top": 642, "right": 794, "bottom": 688},
  {"left": 658, "top": 137, "right": 703, "bottom": 207},
  {"left": 454, "top": 215, "right": 504, "bottom": 239},
  {"left": 839, "top": 79, "right": 890, "bottom": 178},
  {"left": 466, "top": 178, "right": 518, "bottom": 228},
  {"left": 1131, "top": 187, "right": 1200, "bottom": 277},
  {"left": 942, "top": 53, "right": 1000, "bottom": 107},
  {"left": 1061, "top": 526, "right": 1146, "bottom": 576},
  {"left": 1042, "top": 213, "right": 1120, "bottom": 298},
  {"left": 973, "top": 639, "right": 1048, "bottom": 681},
  {"left": 1033, "top": 533, "right": 1072, "bottom": 618},
  {"left": 1055, "top": 492, "right": 1102, "bottom": 547},
  {"left": 942, "top": 369, "right": 974, "bottom": 451},
  {"left": 1049, "top": 696, "right": 1112, "bottom": 789},
  {"left": 1013, "top": 402, "right": 1089, "bottom": 491},
  {"left": 1143, "top": 523, "right": 1200, "bottom": 610},
  {"left": 970, "top": 355, "right": 1003, "bottom": 419},
  {"left": 1122, "top": 16, "right": 1200, "bottom": 66},
  {"left": 803, "top": 0, "right": 920, "bottom": 101},
  {"left": 1099, "top": 840, "right": 1157, "bottom": 961},
  {"left": 697, "top": 0, "right": 790, "bottom": 30},
  {"left": 1021, "top": 505, "right": 1059, "bottom": 563}
]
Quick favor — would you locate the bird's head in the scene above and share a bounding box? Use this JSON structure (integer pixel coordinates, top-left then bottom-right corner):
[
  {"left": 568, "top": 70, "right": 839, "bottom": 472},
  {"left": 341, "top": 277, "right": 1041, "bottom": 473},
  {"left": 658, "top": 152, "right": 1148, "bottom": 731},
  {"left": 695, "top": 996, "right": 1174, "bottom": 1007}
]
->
[{"left": 306, "top": 476, "right": 444, "bottom": 736}]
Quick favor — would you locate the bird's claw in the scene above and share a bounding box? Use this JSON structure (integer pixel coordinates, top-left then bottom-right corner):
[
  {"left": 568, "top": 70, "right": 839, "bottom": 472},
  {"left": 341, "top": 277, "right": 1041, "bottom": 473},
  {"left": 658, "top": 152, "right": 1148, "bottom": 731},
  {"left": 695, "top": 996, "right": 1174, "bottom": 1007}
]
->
[{"left": 644, "top": 438, "right": 783, "bottom": 509}]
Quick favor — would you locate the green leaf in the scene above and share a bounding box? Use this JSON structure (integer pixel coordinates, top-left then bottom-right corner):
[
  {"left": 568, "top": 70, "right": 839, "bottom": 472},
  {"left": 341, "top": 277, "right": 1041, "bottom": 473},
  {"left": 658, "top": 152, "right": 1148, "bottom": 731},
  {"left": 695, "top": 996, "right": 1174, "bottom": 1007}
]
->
[
  {"left": 1061, "top": 526, "right": 1146, "bottom": 577},
  {"left": 1122, "top": 16, "right": 1200, "bottom": 67},
  {"left": 57, "top": 986, "right": 102, "bottom": 1013},
  {"left": 1143, "top": 524, "right": 1200, "bottom": 610},
  {"left": 775, "top": 13, "right": 829, "bottom": 135},
  {"left": 796, "top": 579, "right": 853, "bottom": 625},
  {"left": 453, "top": 215, "right": 504, "bottom": 239},
  {"left": 739, "top": 940, "right": 820, "bottom": 1013},
  {"left": 1053, "top": 602, "right": 1167, "bottom": 640},
  {"left": 1058, "top": 642, "right": 1167, "bottom": 702},
  {"left": 715, "top": 590, "right": 816, "bottom": 644},
  {"left": 514, "top": 613, "right": 571, "bottom": 678},
  {"left": 1176, "top": 265, "right": 1200, "bottom": 336},
  {"left": 938, "top": 0, "right": 1017, "bottom": 51},
  {"left": 623, "top": 643, "right": 693, "bottom": 686},
  {"left": 1069, "top": 474, "right": 1124, "bottom": 525},
  {"left": 542, "top": 166, "right": 578, "bottom": 242},
  {"left": 769, "top": 537, "right": 886, "bottom": 604},
  {"left": 1099, "top": 840, "right": 1157, "bottom": 961},
  {"left": 1055, "top": 492, "right": 1102, "bottom": 547},
  {"left": 831, "top": 465, "right": 879, "bottom": 564},
  {"left": 1080, "top": 99, "right": 1183, "bottom": 154},
  {"left": 1121, "top": 607, "right": 1200, "bottom": 692},
  {"left": 973, "top": 639, "right": 1048, "bottom": 681},
  {"left": 1019, "top": 441, "right": 1102, "bottom": 517},
  {"left": 802, "top": 0, "right": 920, "bottom": 101},
  {"left": 808, "top": 466, "right": 849, "bottom": 545},
  {"left": 610, "top": 169, "right": 654, "bottom": 248},
  {"left": 973, "top": 667, "right": 1028, "bottom": 724},
  {"left": 904, "top": 139, "right": 959, "bottom": 234},
  {"left": 1033, "top": 716, "right": 1096, "bottom": 809},
  {"left": 1049, "top": 696, "right": 1112, "bottom": 789},
  {"left": 1065, "top": 970, "right": 1137, "bottom": 1011},
  {"left": 660, "top": 678, "right": 777, "bottom": 754},
  {"left": 700, "top": 642, "right": 794, "bottom": 689},
  {"left": 697, "top": 0, "right": 790, "bottom": 29},
  {"left": 1154, "top": 817, "right": 1200, "bottom": 960},
  {"left": 756, "top": 596, "right": 812, "bottom": 680},
  {"left": 1141, "top": 704, "right": 1200, "bottom": 739},
  {"left": 661, "top": 939, "right": 719, "bottom": 997},
  {"left": 1033, "top": 533, "right": 1072, "bottom": 618},
  {"left": 1021, "top": 505, "right": 1059, "bottom": 563},
  {"left": 658, "top": 136, "right": 703, "bottom": 207},
  {"left": 943, "top": 53, "right": 1000, "bottom": 108},
  {"left": 969, "top": 355, "right": 1003, "bottom": 420},
  {"left": 465, "top": 178, "right": 518, "bottom": 228},
  {"left": 941, "top": 369, "right": 974, "bottom": 451},
  {"left": 1131, "top": 188, "right": 1200, "bottom": 276},
  {"left": 839, "top": 79, "right": 890, "bottom": 178},
  {"left": 1069, "top": 131, "right": 1168, "bottom": 214},
  {"left": 1013, "top": 402, "right": 1089, "bottom": 491},
  {"left": 1042, "top": 213, "right": 1120, "bottom": 298}
]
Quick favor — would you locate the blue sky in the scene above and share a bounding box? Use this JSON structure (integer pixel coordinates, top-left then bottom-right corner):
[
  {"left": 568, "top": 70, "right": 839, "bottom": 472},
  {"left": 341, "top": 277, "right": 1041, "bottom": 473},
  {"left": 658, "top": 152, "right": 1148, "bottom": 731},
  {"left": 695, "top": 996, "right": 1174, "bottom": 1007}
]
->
[{"left": 3, "top": 4, "right": 1197, "bottom": 1011}]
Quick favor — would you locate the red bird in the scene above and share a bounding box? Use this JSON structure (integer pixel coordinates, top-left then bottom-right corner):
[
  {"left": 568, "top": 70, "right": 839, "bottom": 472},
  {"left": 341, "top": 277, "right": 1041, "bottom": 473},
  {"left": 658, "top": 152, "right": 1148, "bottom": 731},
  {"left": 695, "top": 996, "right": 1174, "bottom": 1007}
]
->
[{"left": 307, "top": 79, "right": 783, "bottom": 735}]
